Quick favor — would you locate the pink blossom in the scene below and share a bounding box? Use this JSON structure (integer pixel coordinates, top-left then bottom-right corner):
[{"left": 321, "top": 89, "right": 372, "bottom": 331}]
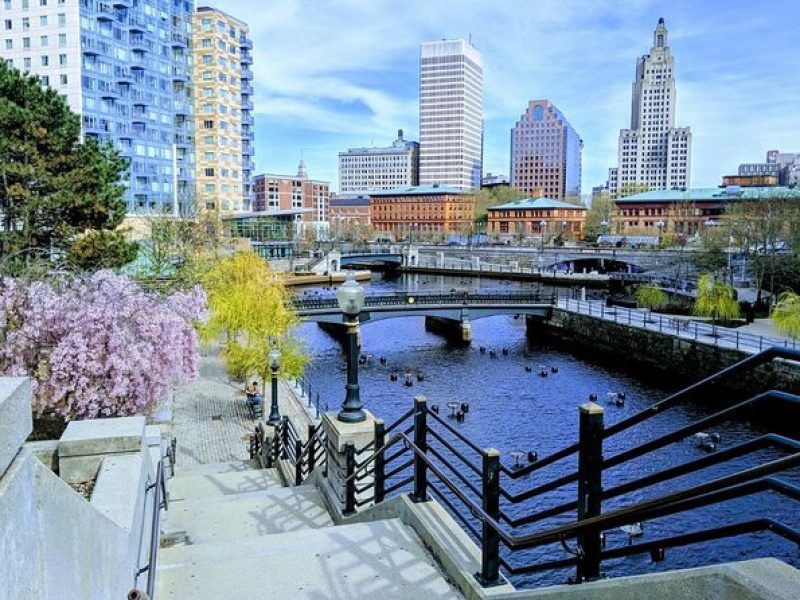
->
[{"left": 0, "top": 271, "right": 206, "bottom": 421}]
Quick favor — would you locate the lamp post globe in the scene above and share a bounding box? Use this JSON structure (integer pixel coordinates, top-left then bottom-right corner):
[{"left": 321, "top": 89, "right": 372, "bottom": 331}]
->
[
  {"left": 267, "top": 347, "right": 282, "bottom": 426},
  {"left": 540, "top": 220, "right": 547, "bottom": 251},
  {"left": 337, "top": 271, "right": 367, "bottom": 422}
]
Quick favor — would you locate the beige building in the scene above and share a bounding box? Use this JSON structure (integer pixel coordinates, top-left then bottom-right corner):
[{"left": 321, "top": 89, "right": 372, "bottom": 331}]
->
[{"left": 192, "top": 7, "right": 255, "bottom": 214}]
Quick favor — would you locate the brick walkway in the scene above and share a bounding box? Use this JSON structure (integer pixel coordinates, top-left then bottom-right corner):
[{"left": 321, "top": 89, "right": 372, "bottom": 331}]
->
[{"left": 170, "top": 346, "right": 320, "bottom": 468}]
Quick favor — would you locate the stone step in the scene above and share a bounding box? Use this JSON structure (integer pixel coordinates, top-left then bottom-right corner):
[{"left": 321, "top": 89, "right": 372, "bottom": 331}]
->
[
  {"left": 167, "top": 468, "right": 282, "bottom": 502},
  {"left": 156, "top": 518, "right": 459, "bottom": 599},
  {"left": 171, "top": 459, "right": 259, "bottom": 477},
  {"left": 162, "top": 486, "right": 333, "bottom": 544}
]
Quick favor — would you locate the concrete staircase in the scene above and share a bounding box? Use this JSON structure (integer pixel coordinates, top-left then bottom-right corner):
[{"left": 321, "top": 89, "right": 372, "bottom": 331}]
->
[{"left": 156, "top": 460, "right": 460, "bottom": 599}]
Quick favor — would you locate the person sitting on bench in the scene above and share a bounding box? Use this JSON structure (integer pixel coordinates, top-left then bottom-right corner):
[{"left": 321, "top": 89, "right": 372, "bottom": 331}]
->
[{"left": 245, "top": 381, "right": 262, "bottom": 407}]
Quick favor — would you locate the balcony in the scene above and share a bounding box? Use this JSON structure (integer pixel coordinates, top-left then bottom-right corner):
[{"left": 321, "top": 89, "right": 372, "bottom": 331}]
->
[
  {"left": 240, "top": 35, "right": 253, "bottom": 50},
  {"left": 171, "top": 33, "right": 187, "bottom": 48},
  {"left": 241, "top": 83, "right": 254, "bottom": 96},
  {"left": 129, "top": 34, "right": 150, "bottom": 52},
  {"left": 240, "top": 66, "right": 253, "bottom": 81},
  {"left": 240, "top": 52, "right": 252, "bottom": 65},
  {"left": 171, "top": 65, "right": 188, "bottom": 82},
  {"left": 241, "top": 99, "right": 254, "bottom": 111},
  {"left": 129, "top": 16, "right": 147, "bottom": 32},
  {"left": 113, "top": 0, "right": 130, "bottom": 7}
]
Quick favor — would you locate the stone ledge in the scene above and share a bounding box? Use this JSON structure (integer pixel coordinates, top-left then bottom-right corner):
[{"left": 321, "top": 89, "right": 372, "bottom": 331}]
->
[
  {"left": 59, "top": 416, "right": 146, "bottom": 457},
  {"left": 0, "top": 377, "right": 32, "bottom": 479},
  {"left": 90, "top": 454, "right": 144, "bottom": 533}
]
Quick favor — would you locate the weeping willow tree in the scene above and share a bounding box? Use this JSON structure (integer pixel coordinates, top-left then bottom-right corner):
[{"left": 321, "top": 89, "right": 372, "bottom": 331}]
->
[
  {"left": 693, "top": 273, "right": 740, "bottom": 335},
  {"left": 200, "top": 251, "right": 307, "bottom": 386},
  {"left": 635, "top": 283, "right": 667, "bottom": 317},
  {"left": 771, "top": 292, "right": 800, "bottom": 339}
]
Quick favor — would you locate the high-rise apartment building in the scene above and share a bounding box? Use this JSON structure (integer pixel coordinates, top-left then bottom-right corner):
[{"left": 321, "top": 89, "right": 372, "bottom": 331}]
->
[
  {"left": 192, "top": 7, "right": 254, "bottom": 214},
  {"left": 254, "top": 160, "right": 329, "bottom": 228},
  {"left": 419, "top": 39, "right": 483, "bottom": 189},
  {"left": 510, "top": 100, "right": 583, "bottom": 201},
  {"left": 607, "top": 18, "right": 691, "bottom": 199},
  {"left": 338, "top": 129, "right": 419, "bottom": 193},
  {"left": 0, "top": 0, "right": 195, "bottom": 215}
]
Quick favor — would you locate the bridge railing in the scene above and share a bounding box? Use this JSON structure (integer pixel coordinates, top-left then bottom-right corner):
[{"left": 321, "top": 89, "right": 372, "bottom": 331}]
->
[
  {"left": 334, "top": 348, "right": 800, "bottom": 588},
  {"left": 292, "top": 291, "right": 557, "bottom": 312},
  {"left": 559, "top": 298, "right": 798, "bottom": 354}
]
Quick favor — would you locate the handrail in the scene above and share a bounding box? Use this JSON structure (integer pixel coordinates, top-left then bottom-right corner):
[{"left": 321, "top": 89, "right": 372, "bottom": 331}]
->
[
  {"left": 293, "top": 291, "right": 556, "bottom": 312},
  {"left": 136, "top": 459, "right": 166, "bottom": 599},
  {"left": 392, "top": 432, "right": 800, "bottom": 552},
  {"left": 503, "top": 347, "right": 800, "bottom": 479}
]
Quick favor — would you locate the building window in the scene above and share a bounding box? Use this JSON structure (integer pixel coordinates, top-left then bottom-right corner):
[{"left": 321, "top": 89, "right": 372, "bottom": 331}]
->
[
  {"left": 59, "top": 73, "right": 66, "bottom": 85},
  {"left": 40, "top": 55, "right": 48, "bottom": 66},
  {"left": 40, "top": 35, "right": 47, "bottom": 47},
  {"left": 58, "top": 53, "right": 66, "bottom": 65},
  {"left": 5, "top": 20, "right": 14, "bottom": 31},
  {"left": 22, "top": 36, "right": 29, "bottom": 48},
  {"left": 57, "top": 13, "right": 65, "bottom": 27},
  {"left": 39, "top": 16, "right": 47, "bottom": 26},
  {"left": 3, "top": 39, "right": 11, "bottom": 50},
  {"left": 204, "top": 168, "right": 214, "bottom": 177},
  {"left": 58, "top": 33, "right": 65, "bottom": 47}
]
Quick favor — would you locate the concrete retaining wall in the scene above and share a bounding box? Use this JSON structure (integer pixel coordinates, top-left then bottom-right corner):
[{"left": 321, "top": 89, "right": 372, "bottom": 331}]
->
[
  {"left": 529, "top": 310, "right": 800, "bottom": 396},
  {"left": 0, "top": 380, "right": 161, "bottom": 600}
]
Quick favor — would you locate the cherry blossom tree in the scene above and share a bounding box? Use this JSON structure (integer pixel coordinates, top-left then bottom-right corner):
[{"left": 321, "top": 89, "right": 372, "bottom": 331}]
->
[{"left": 0, "top": 270, "right": 206, "bottom": 421}]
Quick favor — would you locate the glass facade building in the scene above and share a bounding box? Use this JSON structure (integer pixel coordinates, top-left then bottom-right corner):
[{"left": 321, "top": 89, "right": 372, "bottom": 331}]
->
[{"left": 0, "top": 0, "right": 196, "bottom": 215}]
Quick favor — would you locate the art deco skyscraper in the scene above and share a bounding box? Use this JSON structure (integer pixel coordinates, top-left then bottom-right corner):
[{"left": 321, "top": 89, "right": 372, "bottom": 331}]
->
[
  {"left": 510, "top": 100, "right": 583, "bottom": 201},
  {"left": 608, "top": 18, "right": 691, "bottom": 198},
  {"left": 419, "top": 39, "right": 483, "bottom": 189},
  {"left": 192, "top": 6, "right": 255, "bottom": 214}
]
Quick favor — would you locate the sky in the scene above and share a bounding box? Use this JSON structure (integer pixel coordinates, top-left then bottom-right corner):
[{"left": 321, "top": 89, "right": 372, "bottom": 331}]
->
[{"left": 232, "top": 0, "right": 800, "bottom": 195}]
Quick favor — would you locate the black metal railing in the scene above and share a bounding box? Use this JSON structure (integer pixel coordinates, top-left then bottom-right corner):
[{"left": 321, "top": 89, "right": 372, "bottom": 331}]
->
[
  {"left": 293, "top": 291, "right": 557, "bottom": 313},
  {"left": 560, "top": 298, "right": 798, "bottom": 353},
  {"left": 336, "top": 347, "right": 800, "bottom": 587},
  {"left": 294, "top": 375, "right": 329, "bottom": 419},
  {"left": 249, "top": 417, "right": 327, "bottom": 486},
  {"left": 135, "top": 457, "right": 168, "bottom": 598}
]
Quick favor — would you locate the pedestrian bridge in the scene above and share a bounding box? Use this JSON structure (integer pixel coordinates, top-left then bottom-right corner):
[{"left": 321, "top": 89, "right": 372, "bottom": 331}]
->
[
  {"left": 339, "top": 252, "right": 404, "bottom": 270},
  {"left": 293, "top": 291, "right": 555, "bottom": 342}
]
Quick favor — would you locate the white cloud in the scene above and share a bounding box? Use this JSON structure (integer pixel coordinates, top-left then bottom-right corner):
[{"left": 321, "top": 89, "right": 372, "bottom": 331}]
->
[{"left": 222, "top": 0, "right": 800, "bottom": 191}]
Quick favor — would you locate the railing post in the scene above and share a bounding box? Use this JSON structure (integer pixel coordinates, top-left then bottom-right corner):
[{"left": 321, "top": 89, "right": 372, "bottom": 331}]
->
[
  {"left": 280, "top": 416, "right": 289, "bottom": 460},
  {"left": 411, "top": 396, "right": 428, "bottom": 503},
  {"left": 294, "top": 438, "right": 303, "bottom": 486},
  {"left": 344, "top": 441, "right": 356, "bottom": 516},
  {"left": 477, "top": 448, "right": 501, "bottom": 586},
  {"left": 374, "top": 418, "right": 386, "bottom": 504},
  {"left": 307, "top": 424, "right": 317, "bottom": 473},
  {"left": 576, "top": 401, "right": 604, "bottom": 582}
]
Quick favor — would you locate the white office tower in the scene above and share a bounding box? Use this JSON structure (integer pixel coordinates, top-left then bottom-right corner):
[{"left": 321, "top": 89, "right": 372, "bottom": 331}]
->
[
  {"left": 608, "top": 18, "right": 691, "bottom": 198},
  {"left": 419, "top": 39, "right": 484, "bottom": 189}
]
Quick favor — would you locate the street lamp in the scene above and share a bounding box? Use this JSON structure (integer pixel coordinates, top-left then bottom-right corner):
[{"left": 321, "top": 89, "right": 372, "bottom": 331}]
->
[
  {"left": 266, "top": 346, "right": 282, "bottom": 426},
  {"left": 656, "top": 220, "right": 666, "bottom": 246},
  {"left": 540, "top": 220, "right": 547, "bottom": 251},
  {"left": 336, "top": 271, "right": 367, "bottom": 423}
]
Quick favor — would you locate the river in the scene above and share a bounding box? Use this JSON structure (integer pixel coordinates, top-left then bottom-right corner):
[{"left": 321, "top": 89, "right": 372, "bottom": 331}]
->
[{"left": 295, "top": 272, "right": 800, "bottom": 588}]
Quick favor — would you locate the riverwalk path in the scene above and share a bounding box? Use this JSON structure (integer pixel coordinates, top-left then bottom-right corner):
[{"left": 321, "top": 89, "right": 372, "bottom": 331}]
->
[
  {"left": 168, "top": 345, "right": 316, "bottom": 468},
  {"left": 558, "top": 298, "right": 797, "bottom": 355}
]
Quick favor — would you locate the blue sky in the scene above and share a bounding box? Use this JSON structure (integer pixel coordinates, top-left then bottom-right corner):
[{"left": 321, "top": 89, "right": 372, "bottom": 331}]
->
[{"left": 234, "top": 0, "right": 800, "bottom": 195}]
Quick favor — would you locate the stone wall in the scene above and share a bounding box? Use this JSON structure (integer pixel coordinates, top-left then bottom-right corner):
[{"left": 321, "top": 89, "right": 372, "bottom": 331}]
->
[
  {"left": 0, "top": 380, "right": 160, "bottom": 600},
  {"left": 529, "top": 310, "right": 800, "bottom": 397}
]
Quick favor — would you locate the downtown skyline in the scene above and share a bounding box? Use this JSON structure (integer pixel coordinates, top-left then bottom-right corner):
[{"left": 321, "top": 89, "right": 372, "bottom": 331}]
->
[{"left": 240, "top": 0, "right": 800, "bottom": 195}]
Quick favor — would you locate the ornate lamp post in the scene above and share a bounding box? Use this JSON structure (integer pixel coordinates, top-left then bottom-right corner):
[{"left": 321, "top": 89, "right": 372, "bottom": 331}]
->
[
  {"left": 336, "top": 271, "right": 366, "bottom": 423},
  {"left": 540, "top": 220, "right": 547, "bottom": 251},
  {"left": 266, "top": 347, "right": 282, "bottom": 426},
  {"left": 656, "top": 220, "right": 666, "bottom": 246}
]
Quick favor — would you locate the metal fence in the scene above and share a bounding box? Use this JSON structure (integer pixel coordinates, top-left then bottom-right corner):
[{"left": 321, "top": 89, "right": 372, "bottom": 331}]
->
[{"left": 559, "top": 298, "right": 798, "bottom": 354}]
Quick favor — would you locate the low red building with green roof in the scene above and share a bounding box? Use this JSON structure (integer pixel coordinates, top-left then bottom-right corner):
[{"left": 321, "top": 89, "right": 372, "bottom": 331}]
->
[{"left": 487, "top": 197, "right": 586, "bottom": 240}]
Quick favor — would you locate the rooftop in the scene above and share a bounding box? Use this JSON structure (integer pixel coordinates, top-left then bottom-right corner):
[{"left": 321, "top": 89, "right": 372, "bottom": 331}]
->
[
  {"left": 369, "top": 184, "right": 473, "bottom": 197},
  {"left": 616, "top": 186, "right": 800, "bottom": 203},
  {"left": 488, "top": 197, "right": 586, "bottom": 211}
]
